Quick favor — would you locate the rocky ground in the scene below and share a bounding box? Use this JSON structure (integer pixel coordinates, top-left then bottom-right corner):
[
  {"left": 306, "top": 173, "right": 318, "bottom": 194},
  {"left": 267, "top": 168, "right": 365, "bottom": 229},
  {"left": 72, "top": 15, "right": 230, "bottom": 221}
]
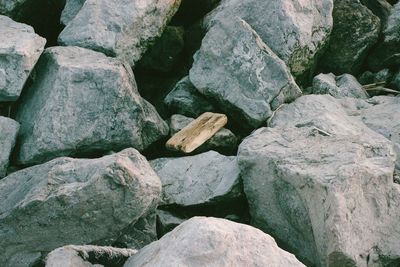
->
[{"left": 1, "top": 0, "right": 400, "bottom": 266}]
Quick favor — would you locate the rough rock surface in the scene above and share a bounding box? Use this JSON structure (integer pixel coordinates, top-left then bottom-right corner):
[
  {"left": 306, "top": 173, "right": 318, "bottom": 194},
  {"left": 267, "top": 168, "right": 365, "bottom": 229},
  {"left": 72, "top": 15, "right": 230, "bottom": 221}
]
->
[
  {"left": 60, "top": 0, "right": 86, "bottom": 26},
  {"left": 164, "top": 76, "right": 215, "bottom": 118},
  {"left": 204, "top": 0, "right": 333, "bottom": 78},
  {"left": 190, "top": 17, "right": 301, "bottom": 130},
  {"left": 312, "top": 73, "right": 368, "bottom": 98},
  {"left": 16, "top": 46, "right": 168, "bottom": 165},
  {"left": 124, "top": 217, "right": 305, "bottom": 267},
  {"left": 0, "top": 148, "right": 161, "bottom": 267},
  {"left": 59, "top": 0, "right": 182, "bottom": 66},
  {"left": 0, "top": 116, "right": 19, "bottom": 178},
  {"left": 358, "top": 69, "right": 392, "bottom": 85},
  {"left": 168, "top": 114, "right": 238, "bottom": 154},
  {"left": 0, "top": 15, "right": 46, "bottom": 102},
  {"left": 150, "top": 151, "right": 242, "bottom": 207},
  {"left": 0, "top": 0, "right": 26, "bottom": 18},
  {"left": 320, "top": 0, "right": 380, "bottom": 74},
  {"left": 360, "top": 0, "right": 392, "bottom": 25}
]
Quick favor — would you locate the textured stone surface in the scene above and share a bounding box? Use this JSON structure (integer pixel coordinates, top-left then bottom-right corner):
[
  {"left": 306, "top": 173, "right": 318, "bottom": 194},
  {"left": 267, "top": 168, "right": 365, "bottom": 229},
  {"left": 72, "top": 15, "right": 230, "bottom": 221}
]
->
[
  {"left": 190, "top": 17, "right": 301, "bottom": 130},
  {"left": 59, "top": 0, "right": 181, "bottom": 66},
  {"left": 320, "top": 0, "right": 380, "bottom": 74},
  {"left": 124, "top": 217, "right": 306, "bottom": 267},
  {"left": 164, "top": 76, "right": 215, "bottom": 118},
  {"left": 0, "top": 148, "right": 161, "bottom": 267},
  {"left": 60, "top": 0, "right": 86, "bottom": 26},
  {"left": 312, "top": 73, "right": 368, "bottom": 98},
  {"left": 358, "top": 69, "right": 392, "bottom": 85},
  {"left": 0, "top": 15, "right": 46, "bottom": 102},
  {"left": 16, "top": 46, "right": 168, "bottom": 165},
  {"left": 151, "top": 151, "right": 242, "bottom": 207},
  {"left": 204, "top": 0, "right": 333, "bottom": 78},
  {"left": 0, "top": 0, "right": 26, "bottom": 18},
  {"left": 360, "top": 0, "right": 392, "bottom": 25},
  {"left": 0, "top": 116, "right": 19, "bottom": 178},
  {"left": 168, "top": 114, "right": 238, "bottom": 154}
]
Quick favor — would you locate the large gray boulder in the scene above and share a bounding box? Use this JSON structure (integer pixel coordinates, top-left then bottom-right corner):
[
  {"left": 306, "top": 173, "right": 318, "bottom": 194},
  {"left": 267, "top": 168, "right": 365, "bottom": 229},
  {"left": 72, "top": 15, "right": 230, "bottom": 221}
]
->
[
  {"left": 204, "top": 0, "right": 333, "bottom": 78},
  {"left": 0, "top": 116, "right": 19, "bottom": 178},
  {"left": 320, "top": 0, "right": 380, "bottom": 74},
  {"left": 190, "top": 17, "right": 301, "bottom": 130},
  {"left": 60, "top": 0, "right": 86, "bottom": 26},
  {"left": 0, "top": 15, "right": 46, "bottom": 102},
  {"left": 150, "top": 151, "right": 242, "bottom": 207},
  {"left": 15, "top": 46, "right": 168, "bottom": 165},
  {"left": 312, "top": 73, "right": 368, "bottom": 99},
  {"left": 124, "top": 217, "right": 306, "bottom": 267},
  {"left": 58, "top": 0, "right": 182, "bottom": 66},
  {"left": 0, "top": 148, "right": 161, "bottom": 267}
]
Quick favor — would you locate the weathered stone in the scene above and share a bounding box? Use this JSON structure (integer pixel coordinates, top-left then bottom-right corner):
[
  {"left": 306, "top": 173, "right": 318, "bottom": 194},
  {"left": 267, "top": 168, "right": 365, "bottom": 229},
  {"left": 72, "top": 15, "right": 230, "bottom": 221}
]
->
[
  {"left": 124, "top": 217, "right": 306, "bottom": 267},
  {"left": 320, "top": 0, "right": 380, "bottom": 74},
  {"left": 190, "top": 17, "right": 301, "bottom": 130},
  {"left": 0, "top": 0, "right": 25, "bottom": 18},
  {"left": 150, "top": 151, "right": 242, "bottom": 207},
  {"left": 0, "top": 116, "right": 19, "bottom": 178},
  {"left": 312, "top": 73, "right": 369, "bottom": 98},
  {"left": 358, "top": 69, "right": 393, "bottom": 85},
  {"left": 390, "top": 70, "right": 400, "bottom": 90},
  {"left": 139, "top": 26, "right": 184, "bottom": 72},
  {"left": 59, "top": 0, "right": 182, "bottom": 66},
  {"left": 204, "top": 0, "right": 333, "bottom": 78},
  {"left": 360, "top": 0, "right": 392, "bottom": 25},
  {"left": 0, "top": 148, "right": 161, "bottom": 267},
  {"left": 60, "top": 0, "right": 86, "bottom": 26},
  {"left": 164, "top": 76, "right": 215, "bottom": 118},
  {"left": 0, "top": 15, "right": 46, "bottom": 102},
  {"left": 16, "top": 46, "right": 168, "bottom": 165}
]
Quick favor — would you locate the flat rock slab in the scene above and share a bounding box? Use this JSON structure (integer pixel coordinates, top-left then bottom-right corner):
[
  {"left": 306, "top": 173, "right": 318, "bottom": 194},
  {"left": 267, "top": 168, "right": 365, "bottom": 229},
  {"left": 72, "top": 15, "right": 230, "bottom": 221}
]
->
[
  {"left": 123, "top": 217, "right": 305, "bottom": 267},
  {"left": 166, "top": 112, "right": 227, "bottom": 153},
  {"left": 0, "top": 15, "right": 46, "bottom": 102},
  {"left": 0, "top": 116, "right": 19, "bottom": 177},
  {"left": 0, "top": 148, "right": 161, "bottom": 267},
  {"left": 15, "top": 46, "right": 168, "bottom": 165}
]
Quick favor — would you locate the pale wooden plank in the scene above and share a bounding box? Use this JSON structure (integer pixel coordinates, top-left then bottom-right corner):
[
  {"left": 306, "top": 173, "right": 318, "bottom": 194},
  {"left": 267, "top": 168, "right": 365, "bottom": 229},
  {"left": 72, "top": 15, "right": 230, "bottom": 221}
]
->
[{"left": 166, "top": 112, "right": 228, "bottom": 153}]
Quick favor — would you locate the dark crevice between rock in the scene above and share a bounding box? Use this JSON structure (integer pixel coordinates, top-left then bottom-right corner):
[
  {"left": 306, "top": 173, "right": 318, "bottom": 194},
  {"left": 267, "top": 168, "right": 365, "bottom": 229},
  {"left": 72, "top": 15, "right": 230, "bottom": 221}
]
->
[{"left": 170, "top": 0, "right": 220, "bottom": 27}]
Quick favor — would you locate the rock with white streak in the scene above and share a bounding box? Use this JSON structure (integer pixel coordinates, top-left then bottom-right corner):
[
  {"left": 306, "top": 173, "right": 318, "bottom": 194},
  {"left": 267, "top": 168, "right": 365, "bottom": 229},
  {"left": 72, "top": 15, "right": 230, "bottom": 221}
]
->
[{"left": 0, "top": 116, "right": 19, "bottom": 178}]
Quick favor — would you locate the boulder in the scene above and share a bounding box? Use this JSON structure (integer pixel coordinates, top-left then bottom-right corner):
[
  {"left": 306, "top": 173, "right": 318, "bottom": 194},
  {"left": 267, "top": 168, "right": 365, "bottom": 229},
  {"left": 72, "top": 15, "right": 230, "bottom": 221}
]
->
[
  {"left": 164, "top": 76, "right": 215, "bottom": 118},
  {"left": 0, "top": 0, "right": 26, "bottom": 18},
  {"left": 168, "top": 114, "right": 238, "bottom": 154},
  {"left": 123, "top": 217, "right": 306, "bottom": 267},
  {"left": 0, "top": 116, "right": 19, "bottom": 178},
  {"left": 358, "top": 69, "right": 393, "bottom": 85},
  {"left": 150, "top": 151, "right": 242, "bottom": 207},
  {"left": 0, "top": 148, "right": 161, "bottom": 267},
  {"left": 390, "top": 70, "right": 400, "bottom": 90},
  {"left": 204, "top": 0, "right": 333, "bottom": 78},
  {"left": 190, "top": 17, "right": 301, "bottom": 130},
  {"left": 319, "top": 0, "right": 380, "bottom": 74},
  {"left": 360, "top": 0, "right": 392, "bottom": 25},
  {"left": 15, "top": 46, "right": 168, "bottom": 165},
  {"left": 60, "top": 0, "right": 86, "bottom": 26},
  {"left": 58, "top": 0, "right": 182, "bottom": 66},
  {"left": 0, "top": 15, "right": 46, "bottom": 102},
  {"left": 312, "top": 73, "right": 369, "bottom": 98}
]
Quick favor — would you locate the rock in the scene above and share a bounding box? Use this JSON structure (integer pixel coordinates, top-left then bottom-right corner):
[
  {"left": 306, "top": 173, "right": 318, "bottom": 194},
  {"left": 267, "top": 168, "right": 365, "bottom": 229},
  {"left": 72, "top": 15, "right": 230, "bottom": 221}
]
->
[
  {"left": 360, "top": 0, "right": 392, "bottom": 25},
  {"left": 156, "top": 209, "right": 186, "bottom": 237},
  {"left": 164, "top": 76, "right": 215, "bottom": 118},
  {"left": 60, "top": 0, "right": 86, "bottom": 26},
  {"left": 204, "top": 0, "right": 333, "bottom": 78},
  {"left": 169, "top": 114, "right": 238, "bottom": 154},
  {"left": 150, "top": 151, "right": 242, "bottom": 207},
  {"left": 0, "top": 116, "right": 19, "bottom": 178},
  {"left": 319, "top": 0, "right": 380, "bottom": 74},
  {"left": 390, "top": 70, "right": 400, "bottom": 90},
  {"left": 0, "top": 0, "right": 26, "bottom": 18},
  {"left": 58, "top": 0, "right": 182, "bottom": 66},
  {"left": 190, "top": 17, "right": 301, "bottom": 130},
  {"left": 312, "top": 73, "right": 369, "bottom": 98},
  {"left": 124, "top": 217, "right": 306, "bottom": 267},
  {"left": 358, "top": 69, "right": 393, "bottom": 85},
  {"left": 0, "top": 15, "right": 46, "bottom": 102},
  {"left": 138, "top": 26, "right": 184, "bottom": 72},
  {"left": 45, "top": 245, "right": 137, "bottom": 267},
  {"left": 15, "top": 46, "right": 168, "bottom": 165},
  {"left": 0, "top": 148, "right": 161, "bottom": 267}
]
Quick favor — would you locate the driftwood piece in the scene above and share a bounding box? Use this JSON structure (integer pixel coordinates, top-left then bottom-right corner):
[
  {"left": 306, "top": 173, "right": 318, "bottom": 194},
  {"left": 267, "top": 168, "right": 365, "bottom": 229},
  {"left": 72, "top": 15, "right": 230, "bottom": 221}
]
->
[{"left": 166, "top": 112, "right": 228, "bottom": 153}]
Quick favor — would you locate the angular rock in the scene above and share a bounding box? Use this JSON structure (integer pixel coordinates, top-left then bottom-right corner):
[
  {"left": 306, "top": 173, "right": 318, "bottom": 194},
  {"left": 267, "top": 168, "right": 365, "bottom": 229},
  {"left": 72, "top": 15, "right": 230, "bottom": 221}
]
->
[
  {"left": 16, "top": 46, "right": 168, "bottom": 165},
  {"left": 0, "top": 148, "right": 161, "bottom": 267},
  {"left": 58, "top": 0, "right": 182, "bottom": 66},
  {"left": 124, "top": 217, "right": 306, "bottom": 267},
  {"left": 0, "top": 15, "right": 46, "bottom": 102},
  {"left": 190, "top": 17, "right": 301, "bottom": 130},
  {"left": 164, "top": 76, "right": 215, "bottom": 118},
  {"left": 204, "top": 0, "right": 333, "bottom": 78},
  {"left": 312, "top": 73, "right": 369, "bottom": 99},
  {"left": 60, "top": 0, "right": 86, "bottom": 26},
  {"left": 169, "top": 114, "right": 238, "bottom": 154},
  {"left": 150, "top": 151, "right": 242, "bottom": 207},
  {"left": 0, "top": 116, "right": 19, "bottom": 178},
  {"left": 238, "top": 124, "right": 398, "bottom": 266},
  {"left": 320, "top": 0, "right": 380, "bottom": 74}
]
